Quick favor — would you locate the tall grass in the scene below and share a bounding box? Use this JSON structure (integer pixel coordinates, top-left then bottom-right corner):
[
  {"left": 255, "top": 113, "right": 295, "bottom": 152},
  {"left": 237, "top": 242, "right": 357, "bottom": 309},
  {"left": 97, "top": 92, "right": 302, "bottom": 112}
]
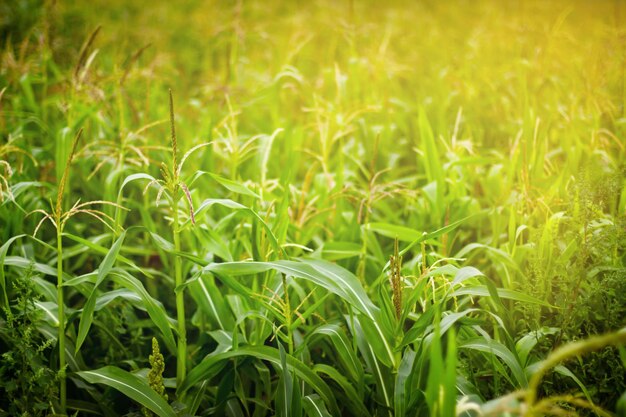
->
[{"left": 0, "top": 1, "right": 625, "bottom": 416}]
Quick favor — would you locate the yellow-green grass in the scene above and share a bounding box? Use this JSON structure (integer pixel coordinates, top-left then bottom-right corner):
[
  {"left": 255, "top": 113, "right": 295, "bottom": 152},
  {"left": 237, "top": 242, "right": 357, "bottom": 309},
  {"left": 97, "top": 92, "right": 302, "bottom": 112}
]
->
[{"left": 0, "top": 1, "right": 625, "bottom": 416}]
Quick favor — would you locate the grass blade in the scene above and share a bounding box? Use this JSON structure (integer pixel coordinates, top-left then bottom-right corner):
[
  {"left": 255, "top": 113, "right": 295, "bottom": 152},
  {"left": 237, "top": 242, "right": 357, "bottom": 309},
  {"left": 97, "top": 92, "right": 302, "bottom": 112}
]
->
[{"left": 78, "top": 366, "right": 176, "bottom": 417}]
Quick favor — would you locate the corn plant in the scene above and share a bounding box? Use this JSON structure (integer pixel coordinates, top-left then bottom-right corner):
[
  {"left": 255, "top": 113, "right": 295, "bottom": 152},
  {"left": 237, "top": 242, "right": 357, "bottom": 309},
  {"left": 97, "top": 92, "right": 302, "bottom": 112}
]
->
[{"left": 29, "top": 128, "right": 125, "bottom": 413}]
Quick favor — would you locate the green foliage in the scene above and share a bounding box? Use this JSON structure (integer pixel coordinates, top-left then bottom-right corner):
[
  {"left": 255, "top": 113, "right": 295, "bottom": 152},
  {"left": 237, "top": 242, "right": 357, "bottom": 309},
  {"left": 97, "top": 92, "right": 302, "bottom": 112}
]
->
[
  {"left": 516, "top": 169, "right": 626, "bottom": 411},
  {"left": 0, "top": 268, "right": 58, "bottom": 417},
  {"left": 1, "top": 1, "right": 625, "bottom": 416}
]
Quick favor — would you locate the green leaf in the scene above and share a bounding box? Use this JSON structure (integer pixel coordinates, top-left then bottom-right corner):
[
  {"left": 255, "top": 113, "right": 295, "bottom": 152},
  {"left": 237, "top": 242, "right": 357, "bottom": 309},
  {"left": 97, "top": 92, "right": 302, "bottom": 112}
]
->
[
  {"left": 351, "top": 316, "right": 392, "bottom": 411},
  {"left": 189, "top": 273, "right": 234, "bottom": 331},
  {"left": 63, "top": 232, "right": 148, "bottom": 277},
  {"left": 194, "top": 198, "right": 284, "bottom": 257},
  {"left": 149, "top": 231, "right": 174, "bottom": 252},
  {"left": 515, "top": 327, "right": 560, "bottom": 366},
  {"left": 78, "top": 366, "right": 176, "bottom": 417},
  {"left": 118, "top": 173, "right": 157, "bottom": 196},
  {"left": 425, "top": 310, "right": 444, "bottom": 412},
  {"left": 357, "top": 314, "right": 395, "bottom": 368},
  {"left": 554, "top": 365, "right": 593, "bottom": 404},
  {"left": 208, "top": 172, "right": 260, "bottom": 198},
  {"left": 384, "top": 215, "right": 476, "bottom": 268},
  {"left": 95, "top": 232, "right": 127, "bottom": 287},
  {"left": 302, "top": 394, "right": 332, "bottom": 417},
  {"left": 321, "top": 241, "right": 362, "bottom": 260},
  {"left": 277, "top": 343, "right": 294, "bottom": 417},
  {"left": 147, "top": 231, "right": 208, "bottom": 266},
  {"left": 417, "top": 108, "right": 444, "bottom": 219},
  {"left": 449, "top": 286, "right": 554, "bottom": 308},
  {"left": 207, "top": 259, "right": 378, "bottom": 320},
  {"left": 206, "top": 259, "right": 396, "bottom": 366},
  {"left": 394, "top": 349, "right": 416, "bottom": 417},
  {"left": 451, "top": 266, "right": 485, "bottom": 286},
  {"left": 179, "top": 346, "right": 340, "bottom": 415},
  {"left": 307, "top": 324, "right": 363, "bottom": 382},
  {"left": 76, "top": 231, "right": 127, "bottom": 353},
  {"left": 455, "top": 243, "right": 523, "bottom": 274},
  {"left": 111, "top": 269, "right": 177, "bottom": 354},
  {"left": 443, "top": 328, "right": 457, "bottom": 417},
  {"left": 313, "top": 364, "right": 370, "bottom": 417},
  {"left": 364, "top": 223, "right": 422, "bottom": 242},
  {"left": 3, "top": 256, "right": 60, "bottom": 277},
  {"left": 0, "top": 234, "right": 26, "bottom": 306},
  {"left": 459, "top": 338, "right": 527, "bottom": 387}
]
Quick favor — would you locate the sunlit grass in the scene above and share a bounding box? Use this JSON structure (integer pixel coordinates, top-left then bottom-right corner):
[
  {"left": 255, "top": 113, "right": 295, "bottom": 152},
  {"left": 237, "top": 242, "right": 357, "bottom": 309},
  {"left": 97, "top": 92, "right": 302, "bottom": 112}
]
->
[{"left": 0, "top": 0, "right": 625, "bottom": 416}]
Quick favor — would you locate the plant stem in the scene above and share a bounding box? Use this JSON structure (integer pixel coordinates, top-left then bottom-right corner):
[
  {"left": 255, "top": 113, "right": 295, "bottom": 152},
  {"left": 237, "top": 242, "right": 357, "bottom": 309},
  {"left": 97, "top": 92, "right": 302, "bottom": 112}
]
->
[
  {"left": 173, "top": 197, "right": 186, "bottom": 385},
  {"left": 168, "top": 89, "right": 186, "bottom": 385},
  {"left": 56, "top": 226, "right": 66, "bottom": 414},
  {"left": 53, "top": 128, "right": 81, "bottom": 416},
  {"left": 282, "top": 274, "right": 293, "bottom": 355}
]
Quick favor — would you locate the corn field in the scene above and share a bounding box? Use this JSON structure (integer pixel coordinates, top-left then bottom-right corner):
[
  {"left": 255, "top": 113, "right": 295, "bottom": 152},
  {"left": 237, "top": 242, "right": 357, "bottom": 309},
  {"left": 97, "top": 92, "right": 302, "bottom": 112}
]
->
[{"left": 1, "top": 1, "right": 625, "bottom": 416}]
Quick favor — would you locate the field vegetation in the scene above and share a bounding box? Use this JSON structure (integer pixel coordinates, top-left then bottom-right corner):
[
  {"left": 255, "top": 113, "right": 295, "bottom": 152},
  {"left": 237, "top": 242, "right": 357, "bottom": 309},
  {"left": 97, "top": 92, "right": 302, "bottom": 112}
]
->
[{"left": 1, "top": 0, "right": 626, "bottom": 416}]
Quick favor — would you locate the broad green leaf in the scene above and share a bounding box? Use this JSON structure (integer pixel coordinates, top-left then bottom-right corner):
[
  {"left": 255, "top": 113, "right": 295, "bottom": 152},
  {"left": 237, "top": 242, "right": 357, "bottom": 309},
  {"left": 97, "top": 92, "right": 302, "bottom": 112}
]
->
[
  {"left": 516, "top": 327, "right": 560, "bottom": 366},
  {"left": 206, "top": 258, "right": 395, "bottom": 366},
  {"left": 146, "top": 231, "right": 208, "bottom": 267},
  {"left": 110, "top": 269, "right": 177, "bottom": 354},
  {"left": 459, "top": 338, "right": 527, "bottom": 387},
  {"left": 277, "top": 343, "right": 295, "bottom": 417},
  {"left": 383, "top": 215, "right": 476, "bottom": 269},
  {"left": 209, "top": 172, "right": 260, "bottom": 198},
  {"left": 307, "top": 324, "right": 363, "bottom": 382},
  {"left": 455, "top": 243, "right": 522, "bottom": 274},
  {"left": 365, "top": 223, "right": 422, "bottom": 242},
  {"left": 78, "top": 366, "right": 176, "bottom": 417},
  {"left": 302, "top": 394, "right": 332, "bottom": 417},
  {"left": 33, "top": 276, "right": 56, "bottom": 301},
  {"left": 395, "top": 349, "right": 416, "bottom": 417},
  {"left": 425, "top": 310, "right": 444, "bottom": 413},
  {"left": 179, "top": 346, "right": 340, "bottom": 415},
  {"left": 149, "top": 231, "right": 174, "bottom": 252},
  {"left": 93, "top": 289, "right": 141, "bottom": 310},
  {"left": 351, "top": 316, "right": 392, "bottom": 412},
  {"left": 451, "top": 266, "right": 485, "bottom": 286},
  {"left": 37, "top": 324, "right": 86, "bottom": 371},
  {"left": 189, "top": 273, "right": 234, "bottom": 331},
  {"left": 66, "top": 399, "right": 109, "bottom": 416},
  {"left": 5, "top": 181, "right": 49, "bottom": 203},
  {"left": 554, "top": 365, "right": 592, "bottom": 403},
  {"left": 3, "top": 256, "right": 60, "bottom": 277},
  {"left": 63, "top": 233, "right": 148, "bottom": 277},
  {"left": 449, "top": 286, "right": 554, "bottom": 308},
  {"left": 313, "top": 364, "right": 370, "bottom": 417},
  {"left": 194, "top": 198, "right": 284, "bottom": 257},
  {"left": 321, "top": 241, "right": 362, "bottom": 260},
  {"left": 118, "top": 173, "right": 157, "bottom": 196},
  {"left": 417, "top": 108, "right": 444, "bottom": 220},
  {"left": 76, "top": 231, "right": 127, "bottom": 352},
  {"left": 206, "top": 259, "right": 378, "bottom": 320},
  {"left": 357, "top": 314, "right": 395, "bottom": 368},
  {"left": 35, "top": 301, "right": 61, "bottom": 326}
]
